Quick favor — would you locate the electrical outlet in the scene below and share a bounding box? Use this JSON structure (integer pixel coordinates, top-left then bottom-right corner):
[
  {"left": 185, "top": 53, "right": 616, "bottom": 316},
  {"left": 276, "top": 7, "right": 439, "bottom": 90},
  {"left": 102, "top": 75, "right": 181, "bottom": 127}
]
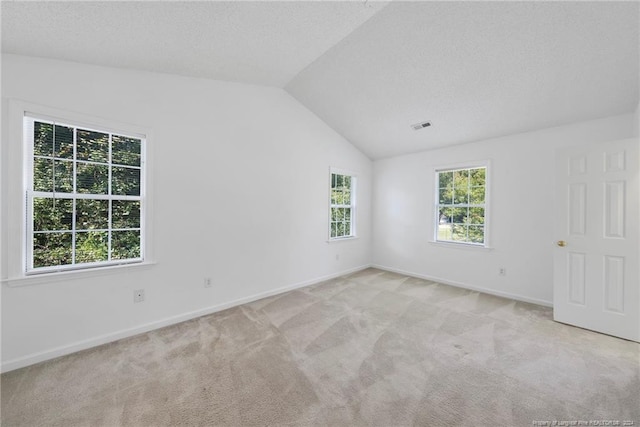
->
[
  {"left": 499, "top": 268, "right": 506, "bottom": 276},
  {"left": 204, "top": 278, "right": 212, "bottom": 288},
  {"left": 134, "top": 289, "right": 145, "bottom": 303}
]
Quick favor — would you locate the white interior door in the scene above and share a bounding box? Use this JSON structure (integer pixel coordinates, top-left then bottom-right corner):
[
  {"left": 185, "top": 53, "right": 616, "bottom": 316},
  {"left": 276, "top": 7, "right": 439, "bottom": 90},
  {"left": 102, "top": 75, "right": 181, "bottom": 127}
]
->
[{"left": 553, "top": 138, "right": 639, "bottom": 342}]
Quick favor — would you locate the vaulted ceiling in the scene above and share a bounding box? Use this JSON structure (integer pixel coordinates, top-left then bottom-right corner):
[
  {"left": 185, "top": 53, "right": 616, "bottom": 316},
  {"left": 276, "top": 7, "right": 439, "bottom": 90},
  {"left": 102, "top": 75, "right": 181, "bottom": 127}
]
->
[
  {"left": 1, "top": 1, "right": 388, "bottom": 88},
  {"left": 3, "top": 1, "right": 638, "bottom": 159}
]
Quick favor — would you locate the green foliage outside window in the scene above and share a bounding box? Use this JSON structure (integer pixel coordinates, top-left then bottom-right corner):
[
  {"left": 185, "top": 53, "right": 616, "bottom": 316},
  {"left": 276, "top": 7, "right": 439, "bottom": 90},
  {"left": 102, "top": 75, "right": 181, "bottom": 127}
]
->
[
  {"left": 437, "top": 167, "right": 486, "bottom": 244},
  {"left": 330, "top": 173, "right": 354, "bottom": 238},
  {"left": 30, "top": 119, "right": 143, "bottom": 270}
]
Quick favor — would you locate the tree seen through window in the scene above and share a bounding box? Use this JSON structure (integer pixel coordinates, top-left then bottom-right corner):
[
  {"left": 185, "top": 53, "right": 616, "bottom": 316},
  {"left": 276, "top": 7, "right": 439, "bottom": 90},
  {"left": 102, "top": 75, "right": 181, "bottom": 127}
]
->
[
  {"left": 436, "top": 167, "right": 486, "bottom": 245},
  {"left": 28, "top": 118, "right": 144, "bottom": 271}
]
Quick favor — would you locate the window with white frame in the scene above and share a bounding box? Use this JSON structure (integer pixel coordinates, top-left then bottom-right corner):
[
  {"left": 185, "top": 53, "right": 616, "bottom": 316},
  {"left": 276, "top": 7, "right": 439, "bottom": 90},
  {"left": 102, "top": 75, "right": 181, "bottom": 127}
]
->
[
  {"left": 329, "top": 170, "right": 356, "bottom": 239},
  {"left": 25, "top": 115, "right": 145, "bottom": 273},
  {"left": 435, "top": 166, "right": 486, "bottom": 245}
]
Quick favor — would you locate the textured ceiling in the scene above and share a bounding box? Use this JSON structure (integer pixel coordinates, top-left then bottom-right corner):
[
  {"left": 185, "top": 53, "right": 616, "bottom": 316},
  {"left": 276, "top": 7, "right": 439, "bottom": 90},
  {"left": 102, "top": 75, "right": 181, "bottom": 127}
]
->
[
  {"left": 2, "top": 1, "right": 639, "bottom": 159},
  {"left": 287, "top": 1, "right": 640, "bottom": 159},
  {"left": 1, "top": 1, "right": 387, "bottom": 88}
]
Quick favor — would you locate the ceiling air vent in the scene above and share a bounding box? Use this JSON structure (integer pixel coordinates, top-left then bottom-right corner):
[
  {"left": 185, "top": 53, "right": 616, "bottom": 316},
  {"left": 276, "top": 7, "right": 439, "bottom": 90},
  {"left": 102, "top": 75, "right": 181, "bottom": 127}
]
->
[{"left": 411, "top": 121, "right": 431, "bottom": 131}]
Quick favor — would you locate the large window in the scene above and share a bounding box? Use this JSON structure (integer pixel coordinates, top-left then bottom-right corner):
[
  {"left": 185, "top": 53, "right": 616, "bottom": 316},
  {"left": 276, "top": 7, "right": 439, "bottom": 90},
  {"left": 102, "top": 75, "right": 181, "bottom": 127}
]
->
[
  {"left": 435, "top": 166, "right": 486, "bottom": 245},
  {"left": 25, "top": 116, "right": 145, "bottom": 273},
  {"left": 329, "top": 170, "right": 356, "bottom": 239}
]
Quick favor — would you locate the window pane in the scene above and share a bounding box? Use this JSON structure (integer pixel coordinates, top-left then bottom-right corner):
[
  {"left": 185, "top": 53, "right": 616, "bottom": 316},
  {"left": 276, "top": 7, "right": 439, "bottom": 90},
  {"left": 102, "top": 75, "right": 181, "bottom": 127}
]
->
[
  {"left": 440, "top": 207, "right": 452, "bottom": 223},
  {"left": 76, "top": 199, "right": 108, "bottom": 230},
  {"left": 344, "top": 207, "right": 351, "bottom": 222},
  {"left": 468, "top": 226, "right": 484, "bottom": 244},
  {"left": 453, "top": 186, "right": 469, "bottom": 205},
  {"left": 454, "top": 170, "right": 470, "bottom": 188},
  {"left": 112, "top": 166, "right": 140, "bottom": 196},
  {"left": 33, "top": 232, "right": 72, "bottom": 268},
  {"left": 112, "top": 135, "right": 141, "bottom": 167},
  {"left": 469, "top": 185, "right": 485, "bottom": 204},
  {"left": 437, "top": 222, "right": 452, "bottom": 241},
  {"left": 112, "top": 230, "right": 141, "bottom": 260},
  {"left": 344, "top": 175, "right": 351, "bottom": 188},
  {"left": 453, "top": 170, "right": 469, "bottom": 204},
  {"left": 77, "top": 129, "right": 109, "bottom": 163},
  {"left": 469, "top": 207, "right": 485, "bottom": 225},
  {"left": 342, "top": 189, "right": 351, "bottom": 204},
  {"left": 53, "top": 125, "right": 74, "bottom": 159},
  {"left": 33, "top": 198, "right": 73, "bottom": 231},
  {"left": 33, "top": 123, "right": 74, "bottom": 159},
  {"left": 463, "top": 212, "right": 473, "bottom": 225},
  {"left": 33, "top": 122, "right": 54, "bottom": 157},
  {"left": 112, "top": 200, "right": 140, "bottom": 229},
  {"left": 438, "top": 209, "right": 449, "bottom": 224},
  {"left": 339, "top": 208, "right": 347, "bottom": 221},
  {"left": 76, "top": 163, "right": 109, "bottom": 194},
  {"left": 331, "top": 207, "right": 340, "bottom": 221},
  {"left": 470, "top": 168, "right": 486, "bottom": 186},
  {"left": 335, "top": 174, "right": 343, "bottom": 188},
  {"left": 54, "top": 160, "right": 74, "bottom": 193},
  {"left": 336, "top": 222, "right": 345, "bottom": 236},
  {"left": 331, "top": 173, "right": 336, "bottom": 188},
  {"left": 331, "top": 222, "right": 337, "bottom": 238},
  {"left": 439, "top": 187, "right": 452, "bottom": 204},
  {"left": 34, "top": 151, "right": 73, "bottom": 194},
  {"left": 75, "top": 231, "right": 108, "bottom": 263},
  {"left": 450, "top": 207, "right": 467, "bottom": 224},
  {"left": 451, "top": 224, "right": 468, "bottom": 242},
  {"left": 331, "top": 189, "right": 340, "bottom": 205},
  {"left": 438, "top": 171, "right": 453, "bottom": 189},
  {"left": 344, "top": 222, "right": 351, "bottom": 236},
  {"left": 33, "top": 158, "right": 53, "bottom": 192}
]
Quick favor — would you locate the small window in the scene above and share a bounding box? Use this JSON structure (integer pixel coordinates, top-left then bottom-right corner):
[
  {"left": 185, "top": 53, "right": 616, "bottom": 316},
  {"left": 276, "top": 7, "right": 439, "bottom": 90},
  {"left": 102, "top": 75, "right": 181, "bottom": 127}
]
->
[
  {"left": 25, "top": 115, "right": 145, "bottom": 273},
  {"left": 329, "top": 170, "right": 356, "bottom": 239},
  {"left": 436, "top": 166, "right": 486, "bottom": 245}
]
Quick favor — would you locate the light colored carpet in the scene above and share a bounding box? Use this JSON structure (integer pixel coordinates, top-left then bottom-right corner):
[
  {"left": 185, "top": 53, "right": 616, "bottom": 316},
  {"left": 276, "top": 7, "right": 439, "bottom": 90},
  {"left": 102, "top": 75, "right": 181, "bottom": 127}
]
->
[{"left": 1, "top": 268, "right": 639, "bottom": 426}]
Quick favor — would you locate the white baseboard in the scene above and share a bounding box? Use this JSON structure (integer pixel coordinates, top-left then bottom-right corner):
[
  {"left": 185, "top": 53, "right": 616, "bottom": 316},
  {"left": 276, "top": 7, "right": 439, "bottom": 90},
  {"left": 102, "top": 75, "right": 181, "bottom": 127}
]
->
[
  {"left": 0, "top": 264, "right": 371, "bottom": 373},
  {"left": 371, "top": 264, "right": 553, "bottom": 308},
  {"left": 2, "top": 263, "right": 552, "bottom": 372}
]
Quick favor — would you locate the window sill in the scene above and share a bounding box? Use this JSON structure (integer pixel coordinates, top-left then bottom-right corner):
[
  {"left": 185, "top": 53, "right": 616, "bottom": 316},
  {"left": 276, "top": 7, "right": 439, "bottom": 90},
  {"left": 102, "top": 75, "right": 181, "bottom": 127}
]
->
[
  {"left": 327, "top": 236, "right": 359, "bottom": 243},
  {"left": 2, "top": 261, "right": 157, "bottom": 287},
  {"left": 428, "top": 240, "right": 493, "bottom": 251}
]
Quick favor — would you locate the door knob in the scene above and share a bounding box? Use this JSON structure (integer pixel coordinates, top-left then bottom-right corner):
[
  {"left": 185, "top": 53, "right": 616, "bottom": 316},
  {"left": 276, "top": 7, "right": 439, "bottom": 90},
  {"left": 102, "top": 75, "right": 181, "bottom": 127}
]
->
[{"left": 557, "top": 240, "right": 567, "bottom": 247}]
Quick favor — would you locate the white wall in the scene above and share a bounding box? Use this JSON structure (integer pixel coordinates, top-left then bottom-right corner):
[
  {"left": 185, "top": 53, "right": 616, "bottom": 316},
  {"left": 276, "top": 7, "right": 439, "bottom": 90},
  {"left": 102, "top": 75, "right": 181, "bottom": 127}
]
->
[
  {"left": 372, "top": 114, "right": 636, "bottom": 305},
  {"left": 634, "top": 101, "right": 639, "bottom": 137},
  {"left": 1, "top": 54, "right": 372, "bottom": 371}
]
